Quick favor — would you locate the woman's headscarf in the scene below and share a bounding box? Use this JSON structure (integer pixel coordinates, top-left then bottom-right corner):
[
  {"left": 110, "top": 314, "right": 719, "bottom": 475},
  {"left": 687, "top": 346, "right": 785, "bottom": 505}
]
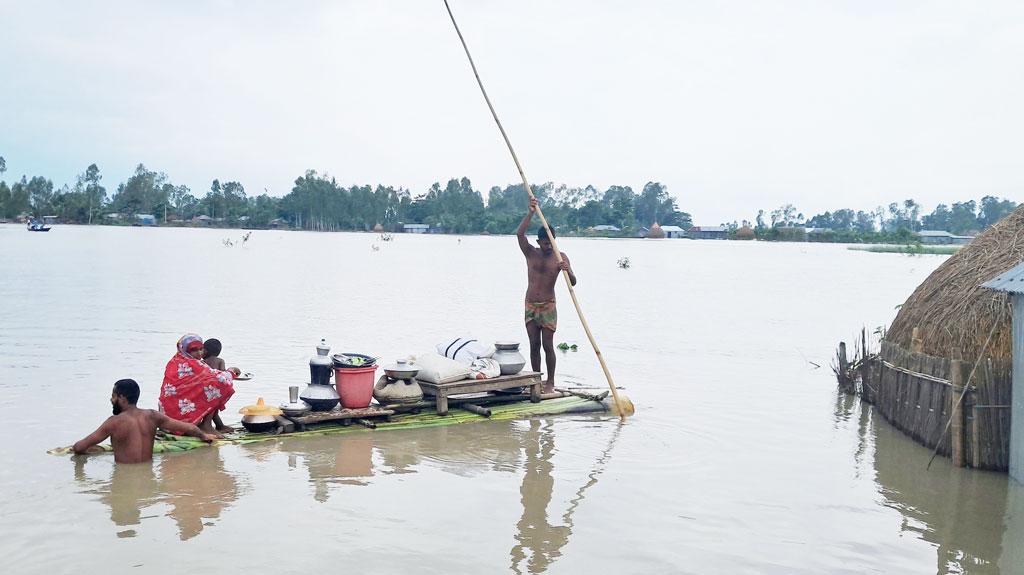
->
[{"left": 177, "top": 334, "right": 204, "bottom": 358}]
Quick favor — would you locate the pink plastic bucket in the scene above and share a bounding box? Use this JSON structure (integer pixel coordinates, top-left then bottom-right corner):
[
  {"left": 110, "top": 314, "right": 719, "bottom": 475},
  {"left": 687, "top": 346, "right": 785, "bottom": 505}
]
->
[{"left": 335, "top": 365, "right": 376, "bottom": 409}]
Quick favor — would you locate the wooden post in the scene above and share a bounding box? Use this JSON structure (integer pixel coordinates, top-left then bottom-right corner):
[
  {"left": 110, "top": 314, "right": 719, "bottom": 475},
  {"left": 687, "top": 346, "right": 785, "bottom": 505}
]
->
[
  {"left": 951, "top": 359, "right": 965, "bottom": 467},
  {"left": 1011, "top": 294, "right": 1024, "bottom": 480},
  {"left": 972, "top": 405, "right": 981, "bottom": 468},
  {"left": 911, "top": 327, "right": 923, "bottom": 353}
]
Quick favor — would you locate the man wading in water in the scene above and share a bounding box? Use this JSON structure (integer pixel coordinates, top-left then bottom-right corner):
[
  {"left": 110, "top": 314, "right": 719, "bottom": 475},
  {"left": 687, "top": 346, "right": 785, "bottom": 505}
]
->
[
  {"left": 518, "top": 197, "right": 577, "bottom": 391},
  {"left": 73, "top": 379, "right": 217, "bottom": 463}
]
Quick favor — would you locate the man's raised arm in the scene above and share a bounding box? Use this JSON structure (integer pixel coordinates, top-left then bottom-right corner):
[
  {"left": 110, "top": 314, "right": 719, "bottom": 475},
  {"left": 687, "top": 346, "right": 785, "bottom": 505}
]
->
[{"left": 517, "top": 197, "right": 538, "bottom": 256}]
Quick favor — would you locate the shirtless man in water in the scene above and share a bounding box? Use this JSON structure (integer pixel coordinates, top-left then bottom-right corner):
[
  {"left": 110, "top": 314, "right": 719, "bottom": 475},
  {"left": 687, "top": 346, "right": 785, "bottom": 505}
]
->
[
  {"left": 73, "top": 379, "right": 217, "bottom": 464},
  {"left": 517, "top": 197, "right": 577, "bottom": 391}
]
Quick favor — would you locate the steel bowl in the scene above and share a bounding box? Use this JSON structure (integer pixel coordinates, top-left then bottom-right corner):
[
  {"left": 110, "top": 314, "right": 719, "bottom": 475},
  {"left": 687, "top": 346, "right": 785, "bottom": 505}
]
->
[
  {"left": 300, "top": 383, "right": 340, "bottom": 412},
  {"left": 332, "top": 353, "right": 378, "bottom": 369}
]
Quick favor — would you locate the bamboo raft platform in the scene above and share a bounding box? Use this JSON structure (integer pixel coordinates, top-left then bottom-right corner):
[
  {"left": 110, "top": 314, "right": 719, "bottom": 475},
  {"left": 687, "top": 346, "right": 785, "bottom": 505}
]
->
[{"left": 48, "top": 392, "right": 627, "bottom": 456}]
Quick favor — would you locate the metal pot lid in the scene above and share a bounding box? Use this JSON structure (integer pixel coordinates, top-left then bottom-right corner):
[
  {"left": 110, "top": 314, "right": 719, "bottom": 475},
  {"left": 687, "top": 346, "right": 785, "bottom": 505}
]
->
[
  {"left": 494, "top": 341, "right": 521, "bottom": 350},
  {"left": 279, "top": 399, "right": 311, "bottom": 411},
  {"left": 239, "top": 397, "right": 283, "bottom": 416},
  {"left": 316, "top": 338, "right": 331, "bottom": 356}
]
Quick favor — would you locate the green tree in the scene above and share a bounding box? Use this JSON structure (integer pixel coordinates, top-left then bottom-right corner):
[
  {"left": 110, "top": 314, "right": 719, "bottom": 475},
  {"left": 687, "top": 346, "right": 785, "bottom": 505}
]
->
[
  {"left": 6, "top": 177, "right": 30, "bottom": 219},
  {"left": 921, "top": 204, "right": 951, "bottom": 231},
  {"left": 978, "top": 196, "right": 1017, "bottom": 229},
  {"left": 948, "top": 201, "right": 978, "bottom": 235},
  {"left": 110, "top": 164, "right": 167, "bottom": 216},
  {"left": 26, "top": 176, "right": 55, "bottom": 216},
  {"left": 0, "top": 181, "right": 10, "bottom": 219},
  {"left": 78, "top": 164, "right": 106, "bottom": 224}
]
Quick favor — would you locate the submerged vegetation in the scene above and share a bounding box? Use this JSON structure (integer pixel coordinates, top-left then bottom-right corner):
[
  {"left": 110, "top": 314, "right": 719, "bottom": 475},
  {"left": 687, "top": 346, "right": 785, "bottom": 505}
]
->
[{"left": 847, "top": 244, "right": 961, "bottom": 255}]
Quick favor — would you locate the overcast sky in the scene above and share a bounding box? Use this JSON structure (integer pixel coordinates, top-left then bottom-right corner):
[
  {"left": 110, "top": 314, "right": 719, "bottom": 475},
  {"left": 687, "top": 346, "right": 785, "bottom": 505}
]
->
[{"left": 1, "top": 0, "right": 1022, "bottom": 223}]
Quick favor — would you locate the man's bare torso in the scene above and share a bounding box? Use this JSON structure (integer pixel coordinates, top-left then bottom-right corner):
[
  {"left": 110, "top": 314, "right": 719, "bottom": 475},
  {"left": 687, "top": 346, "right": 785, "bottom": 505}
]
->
[
  {"left": 525, "top": 249, "right": 565, "bottom": 302},
  {"left": 108, "top": 410, "right": 160, "bottom": 464}
]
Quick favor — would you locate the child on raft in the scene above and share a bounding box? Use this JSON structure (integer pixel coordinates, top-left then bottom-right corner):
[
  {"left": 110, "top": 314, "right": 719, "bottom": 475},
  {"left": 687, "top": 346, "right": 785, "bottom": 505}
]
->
[{"left": 202, "top": 338, "right": 236, "bottom": 434}]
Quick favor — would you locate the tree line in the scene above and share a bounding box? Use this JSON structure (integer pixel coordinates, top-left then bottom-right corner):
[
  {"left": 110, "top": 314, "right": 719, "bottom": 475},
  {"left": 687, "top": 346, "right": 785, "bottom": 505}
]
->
[
  {"left": 1, "top": 156, "right": 1016, "bottom": 240},
  {"left": 730, "top": 197, "right": 1018, "bottom": 242},
  {"left": 0, "top": 158, "right": 691, "bottom": 235}
]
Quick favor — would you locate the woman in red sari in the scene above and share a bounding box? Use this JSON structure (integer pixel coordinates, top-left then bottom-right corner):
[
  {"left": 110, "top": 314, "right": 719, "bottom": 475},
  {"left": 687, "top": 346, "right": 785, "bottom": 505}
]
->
[{"left": 160, "top": 334, "right": 241, "bottom": 435}]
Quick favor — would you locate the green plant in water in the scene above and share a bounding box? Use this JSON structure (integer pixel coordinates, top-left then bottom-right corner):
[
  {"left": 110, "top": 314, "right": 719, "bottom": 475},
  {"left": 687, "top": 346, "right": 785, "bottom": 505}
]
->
[{"left": 557, "top": 342, "right": 579, "bottom": 352}]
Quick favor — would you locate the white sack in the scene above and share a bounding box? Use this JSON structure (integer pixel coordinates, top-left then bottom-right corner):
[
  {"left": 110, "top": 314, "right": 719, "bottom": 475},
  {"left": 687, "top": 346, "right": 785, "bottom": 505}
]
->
[
  {"left": 410, "top": 352, "right": 471, "bottom": 384},
  {"left": 436, "top": 337, "right": 495, "bottom": 366}
]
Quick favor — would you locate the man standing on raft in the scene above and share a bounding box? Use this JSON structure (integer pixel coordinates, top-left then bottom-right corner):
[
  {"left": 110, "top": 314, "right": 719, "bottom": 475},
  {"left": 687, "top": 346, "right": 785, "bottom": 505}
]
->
[{"left": 517, "top": 197, "right": 577, "bottom": 391}]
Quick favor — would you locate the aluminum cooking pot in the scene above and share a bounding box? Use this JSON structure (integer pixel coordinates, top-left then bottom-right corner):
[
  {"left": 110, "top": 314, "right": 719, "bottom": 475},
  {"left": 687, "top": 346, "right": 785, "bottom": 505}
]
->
[{"left": 241, "top": 414, "right": 278, "bottom": 433}]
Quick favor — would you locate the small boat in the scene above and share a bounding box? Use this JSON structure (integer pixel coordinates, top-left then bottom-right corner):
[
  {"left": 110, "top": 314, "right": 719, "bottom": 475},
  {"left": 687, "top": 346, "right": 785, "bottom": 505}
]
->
[{"left": 27, "top": 221, "right": 51, "bottom": 232}]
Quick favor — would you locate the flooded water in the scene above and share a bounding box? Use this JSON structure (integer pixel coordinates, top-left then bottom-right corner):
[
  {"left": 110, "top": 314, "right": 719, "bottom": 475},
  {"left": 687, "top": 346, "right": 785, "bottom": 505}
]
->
[{"left": 1, "top": 224, "right": 1021, "bottom": 574}]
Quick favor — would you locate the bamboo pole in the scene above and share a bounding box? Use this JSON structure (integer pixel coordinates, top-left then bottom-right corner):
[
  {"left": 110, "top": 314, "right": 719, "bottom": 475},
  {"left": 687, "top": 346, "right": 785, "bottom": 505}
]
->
[
  {"left": 950, "top": 359, "right": 964, "bottom": 467},
  {"left": 442, "top": 0, "right": 627, "bottom": 419}
]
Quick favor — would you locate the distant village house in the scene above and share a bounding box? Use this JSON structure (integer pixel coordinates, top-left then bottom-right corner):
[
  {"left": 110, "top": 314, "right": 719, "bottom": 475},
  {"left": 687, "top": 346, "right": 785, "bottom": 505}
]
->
[
  {"left": 688, "top": 225, "right": 728, "bottom": 240},
  {"left": 660, "top": 225, "right": 686, "bottom": 238},
  {"left": 403, "top": 223, "right": 430, "bottom": 234},
  {"left": 917, "top": 230, "right": 972, "bottom": 245}
]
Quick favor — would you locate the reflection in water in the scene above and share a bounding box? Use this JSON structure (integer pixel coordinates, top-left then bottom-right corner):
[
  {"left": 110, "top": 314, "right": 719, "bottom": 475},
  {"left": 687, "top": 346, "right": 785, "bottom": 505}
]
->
[
  {"left": 509, "top": 420, "right": 622, "bottom": 575},
  {"left": 74, "top": 458, "right": 159, "bottom": 539},
  {"left": 510, "top": 420, "right": 570, "bottom": 574},
  {"left": 232, "top": 418, "right": 620, "bottom": 574},
  {"left": 73, "top": 448, "right": 240, "bottom": 541},
  {"left": 241, "top": 434, "right": 375, "bottom": 502},
  {"left": 843, "top": 392, "right": 1013, "bottom": 574},
  {"left": 159, "top": 449, "right": 241, "bottom": 540}
]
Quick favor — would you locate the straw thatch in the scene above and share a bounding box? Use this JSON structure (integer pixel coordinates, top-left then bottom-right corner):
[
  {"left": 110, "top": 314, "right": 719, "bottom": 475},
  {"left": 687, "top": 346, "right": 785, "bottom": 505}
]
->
[
  {"left": 886, "top": 206, "right": 1024, "bottom": 361},
  {"left": 647, "top": 222, "right": 665, "bottom": 239}
]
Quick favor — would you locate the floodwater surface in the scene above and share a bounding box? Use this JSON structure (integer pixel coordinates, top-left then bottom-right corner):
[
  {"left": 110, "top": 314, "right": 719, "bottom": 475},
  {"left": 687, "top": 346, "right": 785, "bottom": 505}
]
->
[{"left": 0, "top": 224, "right": 1021, "bottom": 574}]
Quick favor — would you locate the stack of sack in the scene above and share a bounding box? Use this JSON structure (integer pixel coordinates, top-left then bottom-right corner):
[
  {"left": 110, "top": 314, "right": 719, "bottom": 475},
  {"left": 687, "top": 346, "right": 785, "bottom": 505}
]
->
[{"left": 407, "top": 337, "right": 501, "bottom": 383}]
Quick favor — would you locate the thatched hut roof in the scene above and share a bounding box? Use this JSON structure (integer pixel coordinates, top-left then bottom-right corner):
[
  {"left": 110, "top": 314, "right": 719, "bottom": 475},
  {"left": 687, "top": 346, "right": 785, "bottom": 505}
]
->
[
  {"left": 885, "top": 206, "right": 1024, "bottom": 361},
  {"left": 647, "top": 222, "right": 665, "bottom": 239}
]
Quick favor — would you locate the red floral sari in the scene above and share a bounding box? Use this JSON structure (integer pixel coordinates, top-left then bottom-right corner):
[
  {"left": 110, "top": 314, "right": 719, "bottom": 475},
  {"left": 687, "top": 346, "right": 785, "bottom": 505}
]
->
[{"left": 159, "top": 334, "right": 236, "bottom": 425}]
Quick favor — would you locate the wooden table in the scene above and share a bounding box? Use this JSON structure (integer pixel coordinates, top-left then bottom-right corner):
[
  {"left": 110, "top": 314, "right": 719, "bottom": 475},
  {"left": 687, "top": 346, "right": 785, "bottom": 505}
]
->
[{"left": 418, "top": 371, "right": 543, "bottom": 415}]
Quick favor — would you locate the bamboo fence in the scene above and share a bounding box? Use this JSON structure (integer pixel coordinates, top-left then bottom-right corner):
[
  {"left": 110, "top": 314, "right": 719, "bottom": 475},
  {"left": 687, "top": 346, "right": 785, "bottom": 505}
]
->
[{"left": 843, "top": 340, "right": 1012, "bottom": 471}]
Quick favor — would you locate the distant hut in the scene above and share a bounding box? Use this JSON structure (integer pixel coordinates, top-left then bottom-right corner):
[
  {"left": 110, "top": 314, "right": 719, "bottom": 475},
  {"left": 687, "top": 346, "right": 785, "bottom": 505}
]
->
[
  {"left": 844, "top": 206, "right": 1024, "bottom": 472},
  {"left": 373, "top": 223, "right": 384, "bottom": 233},
  {"left": 646, "top": 222, "right": 665, "bottom": 239}
]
